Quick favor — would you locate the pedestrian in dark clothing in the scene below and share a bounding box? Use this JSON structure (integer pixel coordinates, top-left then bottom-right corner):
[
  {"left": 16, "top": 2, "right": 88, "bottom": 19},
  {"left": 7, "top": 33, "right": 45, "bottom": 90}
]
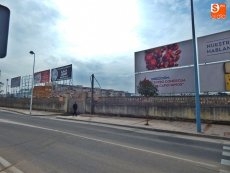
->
[{"left": 73, "top": 102, "right": 78, "bottom": 116}]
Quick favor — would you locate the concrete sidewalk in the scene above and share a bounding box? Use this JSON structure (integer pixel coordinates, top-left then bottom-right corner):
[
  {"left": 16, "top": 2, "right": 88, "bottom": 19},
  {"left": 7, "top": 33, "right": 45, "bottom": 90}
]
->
[
  {"left": 58, "top": 114, "right": 230, "bottom": 140},
  {"left": 1, "top": 107, "right": 230, "bottom": 140}
]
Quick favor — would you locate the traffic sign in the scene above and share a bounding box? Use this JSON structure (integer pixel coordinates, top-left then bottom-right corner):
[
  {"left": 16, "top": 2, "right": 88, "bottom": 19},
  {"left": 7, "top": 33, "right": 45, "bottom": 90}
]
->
[{"left": 0, "top": 4, "right": 10, "bottom": 58}]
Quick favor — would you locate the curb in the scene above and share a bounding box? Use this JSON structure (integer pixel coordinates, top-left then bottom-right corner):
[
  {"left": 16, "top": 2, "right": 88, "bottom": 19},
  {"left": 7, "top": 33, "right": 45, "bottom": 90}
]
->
[
  {"left": 56, "top": 116, "right": 230, "bottom": 141},
  {"left": 0, "top": 108, "right": 64, "bottom": 116}
]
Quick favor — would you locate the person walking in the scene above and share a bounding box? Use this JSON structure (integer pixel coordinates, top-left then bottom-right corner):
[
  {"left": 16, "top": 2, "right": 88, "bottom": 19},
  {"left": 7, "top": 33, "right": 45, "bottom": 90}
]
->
[{"left": 73, "top": 102, "right": 78, "bottom": 116}]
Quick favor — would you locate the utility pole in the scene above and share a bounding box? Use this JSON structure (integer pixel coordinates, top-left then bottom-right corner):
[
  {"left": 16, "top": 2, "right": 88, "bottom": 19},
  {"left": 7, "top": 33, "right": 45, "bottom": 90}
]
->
[{"left": 91, "top": 74, "right": 94, "bottom": 114}]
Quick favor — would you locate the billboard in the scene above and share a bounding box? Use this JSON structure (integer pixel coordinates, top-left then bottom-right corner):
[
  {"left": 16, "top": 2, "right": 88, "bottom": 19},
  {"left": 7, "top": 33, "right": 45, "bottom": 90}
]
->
[
  {"left": 198, "top": 30, "right": 230, "bottom": 64},
  {"left": 199, "top": 62, "right": 225, "bottom": 92},
  {"left": 135, "top": 62, "right": 228, "bottom": 95},
  {"left": 11, "top": 76, "right": 21, "bottom": 88},
  {"left": 51, "top": 64, "right": 72, "bottom": 82},
  {"left": 135, "top": 30, "right": 230, "bottom": 95},
  {"left": 135, "top": 67, "right": 195, "bottom": 95},
  {"left": 135, "top": 40, "right": 193, "bottom": 73},
  {"left": 34, "top": 69, "right": 50, "bottom": 84},
  {"left": 0, "top": 5, "right": 10, "bottom": 58}
]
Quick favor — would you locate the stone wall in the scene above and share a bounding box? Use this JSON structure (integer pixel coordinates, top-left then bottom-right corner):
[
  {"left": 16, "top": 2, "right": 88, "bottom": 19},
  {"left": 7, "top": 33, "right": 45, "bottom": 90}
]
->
[
  {"left": 82, "top": 96, "right": 230, "bottom": 122},
  {"left": 1, "top": 95, "right": 230, "bottom": 122},
  {"left": 0, "top": 97, "right": 67, "bottom": 112}
]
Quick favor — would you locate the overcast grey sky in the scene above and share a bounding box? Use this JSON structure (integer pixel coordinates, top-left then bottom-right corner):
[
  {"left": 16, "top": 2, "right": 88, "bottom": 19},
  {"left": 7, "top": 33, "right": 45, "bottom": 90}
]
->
[{"left": 0, "top": 0, "right": 229, "bottom": 93}]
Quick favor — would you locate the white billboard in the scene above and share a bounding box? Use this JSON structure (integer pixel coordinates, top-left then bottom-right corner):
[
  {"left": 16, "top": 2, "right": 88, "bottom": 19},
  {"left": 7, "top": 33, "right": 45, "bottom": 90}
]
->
[
  {"left": 135, "top": 67, "right": 195, "bottom": 95},
  {"left": 199, "top": 62, "right": 225, "bottom": 92},
  {"left": 135, "top": 62, "right": 227, "bottom": 95},
  {"left": 198, "top": 30, "right": 230, "bottom": 64},
  {"left": 135, "top": 30, "right": 230, "bottom": 95},
  {"left": 135, "top": 40, "right": 193, "bottom": 73}
]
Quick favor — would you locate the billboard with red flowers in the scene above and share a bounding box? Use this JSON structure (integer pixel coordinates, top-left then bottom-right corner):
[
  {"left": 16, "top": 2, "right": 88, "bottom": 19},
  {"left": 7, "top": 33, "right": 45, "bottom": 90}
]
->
[{"left": 135, "top": 40, "right": 193, "bottom": 73}]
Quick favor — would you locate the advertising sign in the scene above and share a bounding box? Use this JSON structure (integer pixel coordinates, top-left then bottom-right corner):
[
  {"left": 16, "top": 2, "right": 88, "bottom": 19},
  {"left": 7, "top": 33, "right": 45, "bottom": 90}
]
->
[
  {"left": 34, "top": 69, "right": 50, "bottom": 84},
  {"left": 199, "top": 63, "right": 225, "bottom": 92},
  {"left": 135, "top": 67, "right": 195, "bottom": 95},
  {"left": 51, "top": 64, "right": 72, "bottom": 82},
  {"left": 11, "top": 76, "right": 21, "bottom": 88},
  {"left": 0, "top": 5, "right": 10, "bottom": 58},
  {"left": 198, "top": 30, "right": 230, "bottom": 64},
  {"left": 135, "top": 62, "right": 227, "bottom": 95},
  {"left": 135, "top": 40, "right": 193, "bottom": 73}
]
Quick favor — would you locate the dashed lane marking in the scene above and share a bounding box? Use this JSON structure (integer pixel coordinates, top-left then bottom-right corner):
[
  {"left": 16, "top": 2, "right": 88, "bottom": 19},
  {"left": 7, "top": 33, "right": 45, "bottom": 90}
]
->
[
  {"left": 223, "top": 151, "right": 230, "bottom": 157},
  {"left": 220, "top": 146, "right": 230, "bottom": 172},
  {"left": 224, "top": 146, "right": 230, "bottom": 151},
  {"left": 0, "top": 156, "right": 24, "bottom": 173},
  {"left": 219, "top": 169, "right": 230, "bottom": 173},
  {"left": 221, "top": 159, "right": 230, "bottom": 166}
]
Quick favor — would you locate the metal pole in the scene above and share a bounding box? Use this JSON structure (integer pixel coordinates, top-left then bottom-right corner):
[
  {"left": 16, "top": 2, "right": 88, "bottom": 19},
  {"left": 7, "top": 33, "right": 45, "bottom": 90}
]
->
[
  {"left": 91, "top": 74, "right": 94, "bottom": 114},
  {"left": 29, "top": 51, "right": 35, "bottom": 115},
  {"left": 190, "top": 0, "right": 201, "bottom": 132},
  {"left": 6, "top": 79, "right": 8, "bottom": 96}
]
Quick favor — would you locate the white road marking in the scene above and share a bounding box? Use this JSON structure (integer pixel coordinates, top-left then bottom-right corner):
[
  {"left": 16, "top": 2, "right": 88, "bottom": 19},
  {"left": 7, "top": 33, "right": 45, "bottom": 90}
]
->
[
  {"left": 219, "top": 169, "right": 230, "bottom": 173},
  {"left": 223, "top": 151, "right": 230, "bottom": 157},
  {"left": 0, "top": 156, "right": 24, "bottom": 173},
  {"left": 223, "top": 146, "right": 230, "bottom": 151},
  {"left": 0, "top": 119, "right": 217, "bottom": 169},
  {"left": 220, "top": 146, "right": 230, "bottom": 172},
  {"left": 221, "top": 159, "right": 230, "bottom": 166}
]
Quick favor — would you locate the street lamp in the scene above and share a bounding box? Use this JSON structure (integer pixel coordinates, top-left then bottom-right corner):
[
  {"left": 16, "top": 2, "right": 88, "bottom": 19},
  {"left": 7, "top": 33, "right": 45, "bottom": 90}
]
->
[
  {"left": 6, "top": 78, "right": 8, "bottom": 96},
  {"left": 190, "top": 0, "right": 201, "bottom": 133},
  {"left": 29, "top": 51, "right": 35, "bottom": 115}
]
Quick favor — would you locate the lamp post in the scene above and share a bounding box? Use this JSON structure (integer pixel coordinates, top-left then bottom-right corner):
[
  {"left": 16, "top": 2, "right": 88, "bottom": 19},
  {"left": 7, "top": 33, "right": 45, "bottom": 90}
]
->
[
  {"left": 29, "top": 51, "right": 35, "bottom": 115},
  {"left": 190, "top": 0, "right": 201, "bottom": 133},
  {"left": 6, "top": 78, "right": 8, "bottom": 96}
]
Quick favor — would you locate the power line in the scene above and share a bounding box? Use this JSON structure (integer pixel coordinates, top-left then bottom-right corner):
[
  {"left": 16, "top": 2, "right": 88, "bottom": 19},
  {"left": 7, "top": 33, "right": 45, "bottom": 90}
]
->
[{"left": 94, "top": 76, "right": 101, "bottom": 89}]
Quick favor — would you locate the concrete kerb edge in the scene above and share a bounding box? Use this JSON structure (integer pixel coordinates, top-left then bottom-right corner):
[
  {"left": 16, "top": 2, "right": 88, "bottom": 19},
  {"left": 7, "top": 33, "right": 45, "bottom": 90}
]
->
[
  {"left": 56, "top": 116, "right": 230, "bottom": 141},
  {"left": 0, "top": 107, "right": 64, "bottom": 116},
  {"left": 0, "top": 108, "right": 28, "bottom": 115}
]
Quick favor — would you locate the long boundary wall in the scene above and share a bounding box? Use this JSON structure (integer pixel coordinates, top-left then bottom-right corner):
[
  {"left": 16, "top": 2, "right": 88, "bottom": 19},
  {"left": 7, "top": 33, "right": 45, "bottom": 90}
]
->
[
  {"left": 1, "top": 95, "right": 230, "bottom": 122},
  {"left": 83, "top": 96, "right": 230, "bottom": 122},
  {"left": 0, "top": 97, "right": 68, "bottom": 112}
]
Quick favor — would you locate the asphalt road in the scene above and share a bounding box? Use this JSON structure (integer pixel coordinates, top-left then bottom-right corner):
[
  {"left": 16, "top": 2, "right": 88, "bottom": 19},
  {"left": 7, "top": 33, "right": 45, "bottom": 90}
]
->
[{"left": 0, "top": 110, "right": 229, "bottom": 173}]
